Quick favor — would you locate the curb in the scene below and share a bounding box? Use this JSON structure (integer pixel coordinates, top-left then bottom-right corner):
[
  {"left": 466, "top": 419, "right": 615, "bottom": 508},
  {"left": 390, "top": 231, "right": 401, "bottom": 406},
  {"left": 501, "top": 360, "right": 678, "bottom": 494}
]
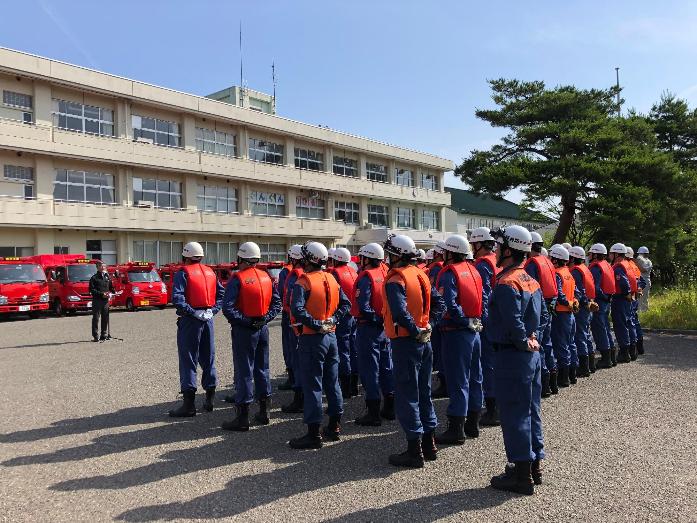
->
[{"left": 643, "top": 328, "right": 697, "bottom": 336}]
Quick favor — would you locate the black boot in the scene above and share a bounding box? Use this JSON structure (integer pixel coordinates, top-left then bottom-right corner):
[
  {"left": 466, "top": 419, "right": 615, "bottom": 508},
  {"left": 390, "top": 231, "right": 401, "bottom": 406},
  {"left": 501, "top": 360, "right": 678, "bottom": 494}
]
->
[
  {"left": 597, "top": 350, "right": 612, "bottom": 369},
  {"left": 350, "top": 373, "right": 360, "bottom": 397},
  {"left": 339, "top": 375, "right": 351, "bottom": 398},
  {"left": 223, "top": 394, "right": 235, "bottom": 404},
  {"left": 532, "top": 459, "right": 543, "bottom": 485},
  {"left": 278, "top": 368, "right": 294, "bottom": 391},
  {"left": 289, "top": 423, "right": 322, "bottom": 449},
  {"left": 389, "top": 438, "right": 424, "bottom": 468},
  {"left": 463, "top": 410, "right": 481, "bottom": 438},
  {"left": 577, "top": 357, "right": 590, "bottom": 378},
  {"left": 202, "top": 387, "right": 215, "bottom": 412},
  {"left": 221, "top": 403, "right": 250, "bottom": 431},
  {"left": 610, "top": 347, "right": 618, "bottom": 367},
  {"left": 588, "top": 353, "right": 597, "bottom": 373},
  {"left": 617, "top": 345, "right": 631, "bottom": 364},
  {"left": 636, "top": 338, "right": 645, "bottom": 355},
  {"left": 569, "top": 366, "right": 577, "bottom": 385},
  {"left": 355, "top": 399, "right": 382, "bottom": 426},
  {"left": 422, "top": 431, "right": 437, "bottom": 461},
  {"left": 431, "top": 373, "right": 448, "bottom": 399},
  {"left": 541, "top": 373, "right": 552, "bottom": 398},
  {"left": 169, "top": 390, "right": 196, "bottom": 417},
  {"left": 490, "top": 461, "right": 534, "bottom": 495},
  {"left": 480, "top": 397, "right": 500, "bottom": 426},
  {"left": 435, "top": 415, "right": 465, "bottom": 445},
  {"left": 254, "top": 396, "right": 270, "bottom": 425},
  {"left": 549, "top": 371, "right": 559, "bottom": 394},
  {"left": 558, "top": 366, "right": 570, "bottom": 388},
  {"left": 322, "top": 415, "right": 341, "bottom": 441},
  {"left": 281, "top": 390, "right": 304, "bottom": 413},
  {"left": 380, "top": 394, "right": 395, "bottom": 420},
  {"left": 629, "top": 343, "right": 638, "bottom": 361}
]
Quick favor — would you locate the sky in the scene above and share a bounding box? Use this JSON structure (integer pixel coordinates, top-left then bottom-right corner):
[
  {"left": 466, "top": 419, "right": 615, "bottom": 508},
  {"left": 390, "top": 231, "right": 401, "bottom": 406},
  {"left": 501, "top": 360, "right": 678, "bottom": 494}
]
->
[{"left": 4, "top": 0, "right": 697, "bottom": 203}]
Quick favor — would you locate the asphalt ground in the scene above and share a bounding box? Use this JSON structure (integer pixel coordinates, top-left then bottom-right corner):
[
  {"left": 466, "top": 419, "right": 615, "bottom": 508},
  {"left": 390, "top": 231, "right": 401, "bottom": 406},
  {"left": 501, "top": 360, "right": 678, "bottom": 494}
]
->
[{"left": 1, "top": 309, "right": 696, "bottom": 522}]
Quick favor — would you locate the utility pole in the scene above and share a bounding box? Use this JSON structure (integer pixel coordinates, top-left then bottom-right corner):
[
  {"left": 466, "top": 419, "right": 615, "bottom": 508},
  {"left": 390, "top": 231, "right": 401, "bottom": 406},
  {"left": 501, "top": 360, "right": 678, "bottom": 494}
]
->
[{"left": 615, "top": 67, "right": 621, "bottom": 117}]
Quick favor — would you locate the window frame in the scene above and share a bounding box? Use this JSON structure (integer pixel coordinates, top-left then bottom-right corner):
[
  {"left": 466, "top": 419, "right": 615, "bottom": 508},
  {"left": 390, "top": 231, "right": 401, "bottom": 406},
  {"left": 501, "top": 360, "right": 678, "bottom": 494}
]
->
[
  {"left": 248, "top": 138, "right": 284, "bottom": 165},
  {"left": 195, "top": 127, "right": 237, "bottom": 157},
  {"left": 52, "top": 99, "right": 114, "bottom": 137},
  {"left": 249, "top": 190, "right": 286, "bottom": 216},
  {"left": 196, "top": 184, "right": 239, "bottom": 214},
  {"left": 132, "top": 176, "right": 182, "bottom": 209},
  {"left": 334, "top": 200, "right": 360, "bottom": 224},
  {"left": 294, "top": 147, "right": 324, "bottom": 171},
  {"left": 395, "top": 168, "right": 415, "bottom": 187},
  {"left": 394, "top": 207, "right": 415, "bottom": 229},
  {"left": 132, "top": 114, "right": 181, "bottom": 148},
  {"left": 333, "top": 156, "right": 358, "bottom": 178},
  {"left": 367, "top": 204, "right": 389, "bottom": 227},
  {"left": 258, "top": 243, "right": 287, "bottom": 262},
  {"left": 366, "top": 162, "right": 388, "bottom": 183},
  {"left": 420, "top": 171, "right": 439, "bottom": 190},
  {"left": 53, "top": 169, "right": 115, "bottom": 205},
  {"left": 421, "top": 209, "right": 440, "bottom": 230},
  {"left": 295, "top": 195, "right": 326, "bottom": 219}
]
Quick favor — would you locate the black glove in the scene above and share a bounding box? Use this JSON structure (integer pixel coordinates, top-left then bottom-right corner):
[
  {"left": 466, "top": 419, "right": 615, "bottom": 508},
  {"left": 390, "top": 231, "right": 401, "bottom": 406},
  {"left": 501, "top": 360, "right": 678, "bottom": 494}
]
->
[{"left": 250, "top": 318, "right": 266, "bottom": 330}]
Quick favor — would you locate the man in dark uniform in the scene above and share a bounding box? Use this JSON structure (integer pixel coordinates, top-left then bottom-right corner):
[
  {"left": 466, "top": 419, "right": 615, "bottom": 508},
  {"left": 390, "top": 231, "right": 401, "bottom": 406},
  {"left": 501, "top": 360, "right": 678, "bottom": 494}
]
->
[{"left": 88, "top": 260, "right": 114, "bottom": 342}]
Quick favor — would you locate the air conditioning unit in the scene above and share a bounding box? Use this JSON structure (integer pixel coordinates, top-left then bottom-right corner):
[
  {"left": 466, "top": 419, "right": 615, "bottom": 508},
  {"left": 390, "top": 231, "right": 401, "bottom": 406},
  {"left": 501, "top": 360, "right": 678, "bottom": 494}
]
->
[
  {"left": 136, "top": 200, "right": 154, "bottom": 208},
  {"left": 135, "top": 136, "right": 154, "bottom": 144}
]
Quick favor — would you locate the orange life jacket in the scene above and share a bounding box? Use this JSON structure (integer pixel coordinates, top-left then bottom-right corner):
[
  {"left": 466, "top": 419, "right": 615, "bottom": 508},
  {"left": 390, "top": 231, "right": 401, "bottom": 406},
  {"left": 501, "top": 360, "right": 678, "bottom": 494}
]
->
[
  {"left": 380, "top": 262, "right": 389, "bottom": 277},
  {"left": 328, "top": 264, "right": 357, "bottom": 302},
  {"left": 283, "top": 266, "right": 304, "bottom": 312},
  {"left": 436, "top": 261, "right": 483, "bottom": 318},
  {"left": 555, "top": 266, "right": 576, "bottom": 312},
  {"left": 628, "top": 260, "right": 642, "bottom": 283},
  {"left": 182, "top": 263, "right": 217, "bottom": 308},
  {"left": 589, "top": 259, "right": 616, "bottom": 295},
  {"left": 350, "top": 266, "right": 386, "bottom": 318},
  {"left": 571, "top": 263, "right": 596, "bottom": 300},
  {"left": 475, "top": 252, "right": 500, "bottom": 288},
  {"left": 613, "top": 259, "right": 638, "bottom": 293},
  {"left": 234, "top": 266, "right": 273, "bottom": 318},
  {"left": 292, "top": 271, "right": 340, "bottom": 335},
  {"left": 497, "top": 266, "right": 541, "bottom": 296},
  {"left": 383, "top": 265, "right": 431, "bottom": 339},
  {"left": 524, "top": 255, "right": 558, "bottom": 299}
]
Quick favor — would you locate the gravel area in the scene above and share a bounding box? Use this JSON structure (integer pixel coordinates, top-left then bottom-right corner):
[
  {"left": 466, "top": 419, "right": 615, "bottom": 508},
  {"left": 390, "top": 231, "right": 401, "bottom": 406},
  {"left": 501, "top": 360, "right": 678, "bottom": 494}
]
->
[{"left": 1, "top": 309, "right": 695, "bottom": 522}]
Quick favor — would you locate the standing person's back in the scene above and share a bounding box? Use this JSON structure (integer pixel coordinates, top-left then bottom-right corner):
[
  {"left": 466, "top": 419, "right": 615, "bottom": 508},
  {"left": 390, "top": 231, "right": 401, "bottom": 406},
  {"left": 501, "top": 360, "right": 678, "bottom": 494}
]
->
[{"left": 88, "top": 261, "right": 114, "bottom": 342}]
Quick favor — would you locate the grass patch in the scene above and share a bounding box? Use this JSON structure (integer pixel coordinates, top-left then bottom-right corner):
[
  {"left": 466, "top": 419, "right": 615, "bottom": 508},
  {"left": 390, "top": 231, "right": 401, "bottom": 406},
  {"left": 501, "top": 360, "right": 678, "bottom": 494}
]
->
[{"left": 640, "top": 286, "right": 697, "bottom": 330}]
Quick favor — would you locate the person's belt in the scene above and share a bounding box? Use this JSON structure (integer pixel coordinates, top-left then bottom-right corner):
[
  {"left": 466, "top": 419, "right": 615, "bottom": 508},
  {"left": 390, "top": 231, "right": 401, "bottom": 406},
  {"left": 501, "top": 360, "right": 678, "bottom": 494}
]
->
[{"left": 493, "top": 343, "right": 540, "bottom": 353}]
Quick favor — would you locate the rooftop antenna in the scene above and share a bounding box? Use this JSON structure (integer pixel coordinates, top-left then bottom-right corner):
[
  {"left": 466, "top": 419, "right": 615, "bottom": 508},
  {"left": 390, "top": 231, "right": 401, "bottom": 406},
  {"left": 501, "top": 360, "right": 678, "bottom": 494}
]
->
[
  {"left": 239, "top": 21, "right": 244, "bottom": 108},
  {"left": 615, "top": 67, "right": 621, "bottom": 117},
  {"left": 272, "top": 61, "right": 276, "bottom": 113}
]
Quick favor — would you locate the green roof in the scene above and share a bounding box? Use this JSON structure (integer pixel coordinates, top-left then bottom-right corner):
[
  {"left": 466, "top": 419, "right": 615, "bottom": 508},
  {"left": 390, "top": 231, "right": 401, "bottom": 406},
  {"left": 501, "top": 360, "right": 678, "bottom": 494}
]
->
[{"left": 445, "top": 187, "right": 549, "bottom": 222}]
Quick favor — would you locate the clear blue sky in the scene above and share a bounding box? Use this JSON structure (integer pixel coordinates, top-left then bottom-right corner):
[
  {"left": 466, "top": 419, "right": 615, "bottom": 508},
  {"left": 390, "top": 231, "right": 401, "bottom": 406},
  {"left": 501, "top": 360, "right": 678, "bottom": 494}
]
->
[{"left": 4, "top": 0, "right": 697, "bottom": 202}]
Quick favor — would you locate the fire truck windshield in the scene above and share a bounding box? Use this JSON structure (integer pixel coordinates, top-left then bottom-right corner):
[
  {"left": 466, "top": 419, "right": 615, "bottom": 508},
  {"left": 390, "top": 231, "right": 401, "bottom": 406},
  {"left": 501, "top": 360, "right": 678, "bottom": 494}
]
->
[
  {"left": 0, "top": 264, "right": 47, "bottom": 283},
  {"left": 128, "top": 269, "right": 161, "bottom": 283},
  {"left": 67, "top": 264, "right": 97, "bottom": 282}
]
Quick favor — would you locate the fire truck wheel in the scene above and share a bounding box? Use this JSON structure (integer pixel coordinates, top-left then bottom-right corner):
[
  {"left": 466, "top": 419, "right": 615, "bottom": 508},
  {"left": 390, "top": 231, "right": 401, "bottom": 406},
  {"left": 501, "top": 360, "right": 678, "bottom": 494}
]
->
[
  {"left": 53, "top": 299, "right": 64, "bottom": 317},
  {"left": 126, "top": 298, "right": 136, "bottom": 312}
]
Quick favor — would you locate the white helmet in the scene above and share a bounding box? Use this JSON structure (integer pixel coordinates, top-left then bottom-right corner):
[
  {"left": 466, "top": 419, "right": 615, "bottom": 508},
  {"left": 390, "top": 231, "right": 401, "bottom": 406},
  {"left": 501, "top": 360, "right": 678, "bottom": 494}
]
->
[
  {"left": 425, "top": 249, "right": 435, "bottom": 261},
  {"left": 302, "top": 241, "right": 328, "bottom": 265},
  {"left": 541, "top": 247, "right": 549, "bottom": 257},
  {"left": 549, "top": 244, "right": 570, "bottom": 261},
  {"left": 434, "top": 240, "right": 446, "bottom": 254},
  {"left": 288, "top": 244, "right": 303, "bottom": 260},
  {"left": 637, "top": 246, "right": 649, "bottom": 255},
  {"left": 609, "top": 243, "right": 627, "bottom": 255},
  {"left": 331, "top": 247, "right": 351, "bottom": 263},
  {"left": 182, "top": 241, "right": 204, "bottom": 258},
  {"left": 444, "top": 234, "right": 471, "bottom": 255},
  {"left": 469, "top": 226, "right": 494, "bottom": 243},
  {"left": 493, "top": 225, "right": 532, "bottom": 253},
  {"left": 358, "top": 242, "right": 385, "bottom": 260},
  {"left": 417, "top": 249, "right": 427, "bottom": 260},
  {"left": 568, "top": 246, "right": 586, "bottom": 260},
  {"left": 238, "top": 241, "right": 261, "bottom": 260},
  {"left": 327, "top": 247, "right": 337, "bottom": 259},
  {"left": 588, "top": 243, "right": 607, "bottom": 255},
  {"left": 384, "top": 234, "right": 418, "bottom": 258},
  {"left": 530, "top": 231, "right": 543, "bottom": 244},
  {"left": 562, "top": 242, "right": 572, "bottom": 251},
  {"left": 466, "top": 251, "right": 474, "bottom": 260},
  {"left": 625, "top": 246, "right": 634, "bottom": 259}
]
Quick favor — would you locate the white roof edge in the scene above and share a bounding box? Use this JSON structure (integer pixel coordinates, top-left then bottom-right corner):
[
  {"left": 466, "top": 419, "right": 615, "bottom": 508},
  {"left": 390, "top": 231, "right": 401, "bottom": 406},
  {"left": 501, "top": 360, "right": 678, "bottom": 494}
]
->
[{"left": 0, "top": 47, "right": 454, "bottom": 170}]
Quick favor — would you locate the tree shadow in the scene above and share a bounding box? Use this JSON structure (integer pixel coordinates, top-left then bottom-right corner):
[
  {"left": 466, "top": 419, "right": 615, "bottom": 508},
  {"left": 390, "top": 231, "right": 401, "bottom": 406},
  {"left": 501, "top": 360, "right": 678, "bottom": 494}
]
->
[
  {"left": 638, "top": 334, "right": 697, "bottom": 371},
  {"left": 0, "top": 340, "right": 94, "bottom": 350}
]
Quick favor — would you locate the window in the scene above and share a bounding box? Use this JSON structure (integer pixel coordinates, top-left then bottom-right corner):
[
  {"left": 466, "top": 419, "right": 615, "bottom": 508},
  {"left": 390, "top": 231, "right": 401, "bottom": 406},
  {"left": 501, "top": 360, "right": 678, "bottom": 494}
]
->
[
  {"left": 294, "top": 147, "right": 324, "bottom": 171},
  {"left": 53, "top": 169, "right": 115, "bottom": 204},
  {"left": 2, "top": 90, "right": 33, "bottom": 123},
  {"left": 3, "top": 165, "right": 34, "bottom": 199},
  {"left": 420, "top": 171, "right": 439, "bottom": 190},
  {"left": 296, "top": 196, "right": 325, "bottom": 219},
  {"left": 86, "top": 239, "right": 116, "bottom": 265},
  {"left": 195, "top": 127, "right": 236, "bottom": 157},
  {"left": 133, "top": 240, "right": 183, "bottom": 265},
  {"left": 132, "top": 115, "right": 180, "bottom": 147},
  {"left": 259, "top": 243, "right": 286, "bottom": 262},
  {"left": 368, "top": 204, "right": 389, "bottom": 227},
  {"left": 249, "top": 191, "right": 285, "bottom": 216},
  {"left": 333, "top": 156, "right": 358, "bottom": 177},
  {"left": 197, "top": 185, "right": 238, "bottom": 214},
  {"left": 334, "top": 201, "right": 359, "bottom": 224},
  {"left": 52, "top": 99, "right": 114, "bottom": 137},
  {"left": 133, "top": 177, "right": 181, "bottom": 209},
  {"left": 248, "top": 138, "right": 283, "bottom": 164},
  {"left": 396, "top": 168, "right": 414, "bottom": 187},
  {"left": 0, "top": 246, "right": 34, "bottom": 257},
  {"left": 395, "top": 207, "right": 415, "bottom": 229},
  {"left": 201, "top": 242, "right": 238, "bottom": 265},
  {"left": 54, "top": 246, "right": 69, "bottom": 255},
  {"left": 366, "top": 162, "right": 388, "bottom": 183},
  {"left": 421, "top": 210, "right": 440, "bottom": 230}
]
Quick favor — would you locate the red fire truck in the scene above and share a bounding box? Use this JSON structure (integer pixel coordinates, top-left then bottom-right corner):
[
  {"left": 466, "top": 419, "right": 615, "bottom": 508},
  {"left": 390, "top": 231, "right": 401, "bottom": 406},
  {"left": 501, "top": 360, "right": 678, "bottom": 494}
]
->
[
  {"left": 158, "top": 263, "right": 184, "bottom": 304},
  {"left": 30, "top": 254, "right": 99, "bottom": 316},
  {"left": 109, "top": 262, "right": 168, "bottom": 310},
  {"left": 0, "top": 256, "right": 50, "bottom": 317}
]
